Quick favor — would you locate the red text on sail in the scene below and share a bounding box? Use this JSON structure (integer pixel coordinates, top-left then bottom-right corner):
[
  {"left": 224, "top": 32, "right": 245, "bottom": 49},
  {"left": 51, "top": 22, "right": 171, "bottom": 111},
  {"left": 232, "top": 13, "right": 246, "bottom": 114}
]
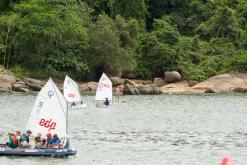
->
[
  {"left": 39, "top": 118, "right": 56, "bottom": 131},
  {"left": 68, "top": 93, "right": 75, "bottom": 98}
]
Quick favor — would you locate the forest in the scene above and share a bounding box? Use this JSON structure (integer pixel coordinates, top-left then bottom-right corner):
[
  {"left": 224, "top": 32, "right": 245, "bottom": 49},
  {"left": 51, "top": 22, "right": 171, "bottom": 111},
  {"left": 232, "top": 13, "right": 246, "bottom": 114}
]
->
[{"left": 0, "top": 0, "right": 246, "bottom": 81}]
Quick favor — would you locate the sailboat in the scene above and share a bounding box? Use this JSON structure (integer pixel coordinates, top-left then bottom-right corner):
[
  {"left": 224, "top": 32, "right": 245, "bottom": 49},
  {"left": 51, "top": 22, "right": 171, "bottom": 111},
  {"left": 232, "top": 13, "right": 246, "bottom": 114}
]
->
[
  {"left": 64, "top": 75, "right": 86, "bottom": 109},
  {"left": 95, "top": 73, "right": 112, "bottom": 107},
  {"left": 0, "top": 78, "right": 77, "bottom": 156}
]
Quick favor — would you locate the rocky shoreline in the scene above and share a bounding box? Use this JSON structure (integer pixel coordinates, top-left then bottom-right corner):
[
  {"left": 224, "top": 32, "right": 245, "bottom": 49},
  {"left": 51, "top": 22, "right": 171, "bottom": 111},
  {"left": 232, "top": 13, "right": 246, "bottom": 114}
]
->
[{"left": 0, "top": 70, "right": 247, "bottom": 94}]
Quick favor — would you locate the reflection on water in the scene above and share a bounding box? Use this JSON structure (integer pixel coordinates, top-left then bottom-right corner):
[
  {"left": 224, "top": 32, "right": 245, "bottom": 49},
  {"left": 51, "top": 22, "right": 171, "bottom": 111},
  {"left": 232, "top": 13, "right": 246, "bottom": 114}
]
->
[{"left": 0, "top": 93, "right": 247, "bottom": 165}]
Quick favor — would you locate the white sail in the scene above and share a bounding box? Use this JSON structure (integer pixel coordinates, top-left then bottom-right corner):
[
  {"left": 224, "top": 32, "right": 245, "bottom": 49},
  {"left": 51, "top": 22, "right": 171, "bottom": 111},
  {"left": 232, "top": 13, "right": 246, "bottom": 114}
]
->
[
  {"left": 64, "top": 75, "right": 81, "bottom": 103},
  {"left": 95, "top": 73, "right": 112, "bottom": 101},
  {"left": 26, "top": 78, "right": 67, "bottom": 137}
]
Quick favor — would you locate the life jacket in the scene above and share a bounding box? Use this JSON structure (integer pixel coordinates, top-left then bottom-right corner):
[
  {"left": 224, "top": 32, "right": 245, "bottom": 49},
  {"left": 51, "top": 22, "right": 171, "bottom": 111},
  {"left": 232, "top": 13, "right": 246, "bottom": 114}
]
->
[{"left": 11, "top": 135, "right": 18, "bottom": 145}]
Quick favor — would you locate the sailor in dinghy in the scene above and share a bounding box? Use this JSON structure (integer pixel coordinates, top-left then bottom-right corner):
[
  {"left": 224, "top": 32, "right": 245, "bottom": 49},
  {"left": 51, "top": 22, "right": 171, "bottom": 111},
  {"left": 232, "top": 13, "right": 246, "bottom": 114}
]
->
[
  {"left": 0, "top": 78, "right": 76, "bottom": 157},
  {"left": 95, "top": 73, "right": 113, "bottom": 107},
  {"left": 64, "top": 75, "right": 86, "bottom": 109}
]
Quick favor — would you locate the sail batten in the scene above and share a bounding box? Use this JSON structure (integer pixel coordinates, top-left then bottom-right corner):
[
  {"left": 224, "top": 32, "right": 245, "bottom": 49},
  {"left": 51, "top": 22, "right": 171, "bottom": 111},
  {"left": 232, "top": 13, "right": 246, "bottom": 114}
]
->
[{"left": 95, "top": 73, "right": 112, "bottom": 101}]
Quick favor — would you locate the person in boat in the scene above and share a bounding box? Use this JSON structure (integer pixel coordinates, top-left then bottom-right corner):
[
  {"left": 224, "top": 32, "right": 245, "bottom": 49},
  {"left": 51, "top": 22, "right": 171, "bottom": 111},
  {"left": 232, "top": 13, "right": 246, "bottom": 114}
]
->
[
  {"left": 71, "top": 102, "right": 76, "bottom": 107},
  {"left": 41, "top": 139, "right": 47, "bottom": 148},
  {"left": 34, "top": 133, "right": 42, "bottom": 148},
  {"left": 103, "top": 97, "right": 109, "bottom": 106},
  {"left": 6, "top": 133, "right": 18, "bottom": 149},
  {"left": 51, "top": 134, "right": 62, "bottom": 148},
  {"left": 46, "top": 133, "right": 53, "bottom": 148},
  {"left": 15, "top": 131, "right": 21, "bottom": 147},
  {"left": 20, "top": 130, "right": 32, "bottom": 148}
]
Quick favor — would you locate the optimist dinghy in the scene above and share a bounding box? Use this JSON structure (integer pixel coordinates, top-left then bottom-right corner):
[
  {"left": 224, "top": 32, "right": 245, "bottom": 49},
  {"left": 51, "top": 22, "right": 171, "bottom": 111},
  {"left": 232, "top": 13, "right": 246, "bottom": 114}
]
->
[
  {"left": 64, "top": 75, "right": 86, "bottom": 109},
  {"left": 0, "top": 78, "right": 77, "bottom": 157},
  {"left": 95, "top": 73, "right": 113, "bottom": 107}
]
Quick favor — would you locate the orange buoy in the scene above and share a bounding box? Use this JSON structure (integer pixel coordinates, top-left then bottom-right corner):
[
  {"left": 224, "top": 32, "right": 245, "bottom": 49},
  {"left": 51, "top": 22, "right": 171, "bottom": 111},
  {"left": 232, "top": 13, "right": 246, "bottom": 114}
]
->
[{"left": 221, "top": 157, "right": 235, "bottom": 165}]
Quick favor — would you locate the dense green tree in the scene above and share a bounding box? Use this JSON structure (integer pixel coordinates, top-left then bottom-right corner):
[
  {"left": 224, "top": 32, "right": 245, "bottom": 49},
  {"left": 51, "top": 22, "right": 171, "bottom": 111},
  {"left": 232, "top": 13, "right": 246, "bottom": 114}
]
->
[
  {"left": 0, "top": 0, "right": 246, "bottom": 81},
  {"left": 85, "top": 14, "right": 137, "bottom": 78},
  {"left": 0, "top": 13, "right": 17, "bottom": 68},
  {"left": 111, "top": 0, "right": 147, "bottom": 20},
  {"left": 0, "top": 0, "right": 89, "bottom": 76},
  {"left": 196, "top": 7, "right": 241, "bottom": 40}
]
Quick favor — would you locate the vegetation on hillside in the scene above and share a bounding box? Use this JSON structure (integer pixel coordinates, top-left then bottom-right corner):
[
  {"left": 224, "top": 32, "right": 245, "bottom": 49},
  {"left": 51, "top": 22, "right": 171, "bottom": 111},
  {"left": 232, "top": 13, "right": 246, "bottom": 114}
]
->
[{"left": 0, "top": 0, "right": 246, "bottom": 81}]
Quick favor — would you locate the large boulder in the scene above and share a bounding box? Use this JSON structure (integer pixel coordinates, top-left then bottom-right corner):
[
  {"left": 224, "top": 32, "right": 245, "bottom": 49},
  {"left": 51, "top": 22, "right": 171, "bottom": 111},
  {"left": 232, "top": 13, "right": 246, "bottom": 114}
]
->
[
  {"left": 87, "top": 82, "right": 98, "bottom": 91},
  {"left": 142, "top": 80, "right": 153, "bottom": 85},
  {"left": 12, "top": 83, "right": 26, "bottom": 91},
  {"left": 164, "top": 71, "right": 181, "bottom": 83},
  {"left": 12, "top": 83, "right": 29, "bottom": 92},
  {"left": 136, "top": 84, "right": 162, "bottom": 95},
  {"left": 15, "top": 80, "right": 26, "bottom": 86},
  {"left": 123, "top": 84, "right": 137, "bottom": 95},
  {"left": 26, "top": 82, "right": 42, "bottom": 91},
  {"left": 192, "top": 73, "right": 247, "bottom": 93},
  {"left": 113, "top": 85, "right": 124, "bottom": 94},
  {"left": 23, "top": 77, "right": 43, "bottom": 91},
  {"left": 110, "top": 77, "right": 125, "bottom": 86},
  {"left": 158, "top": 81, "right": 206, "bottom": 94},
  {"left": 78, "top": 83, "right": 90, "bottom": 91},
  {"left": 23, "top": 77, "right": 43, "bottom": 86},
  {"left": 154, "top": 77, "right": 166, "bottom": 87},
  {"left": 0, "top": 74, "right": 16, "bottom": 84},
  {"left": 0, "top": 81, "right": 12, "bottom": 92},
  {"left": 131, "top": 79, "right": 153, "bottom": 85},
  {"left": 18, "top": 87, "right": 30, "bottom": 92},
  {"left": 125, "top": 79, "right": 136, "bottom": 86},
  {"left": 233, "top": 87, "right": 247, "bottom": 93}
]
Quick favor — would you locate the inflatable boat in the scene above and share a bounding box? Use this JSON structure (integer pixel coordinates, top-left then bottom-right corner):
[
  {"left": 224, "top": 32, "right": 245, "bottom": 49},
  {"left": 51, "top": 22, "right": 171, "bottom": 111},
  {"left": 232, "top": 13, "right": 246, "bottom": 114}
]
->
[
  {"left": 0, "top": 139, "right": 77, "bottom": 157},
  {"left": 0, "top": 147, "right": 77, "bottom": 157},
  {"left": 0, "top": 78, "right": 77, "bottom": 157}
]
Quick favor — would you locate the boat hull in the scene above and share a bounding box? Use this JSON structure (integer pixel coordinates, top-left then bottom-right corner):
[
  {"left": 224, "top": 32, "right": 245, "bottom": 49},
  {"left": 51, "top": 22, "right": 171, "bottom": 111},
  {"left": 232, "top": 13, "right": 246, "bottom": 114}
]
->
[
  {"left": 71, "top": 103, "right": 86, "bottom": 109},
  {"left": 0, "top": 147, "right": 77, "bottom": 157}
]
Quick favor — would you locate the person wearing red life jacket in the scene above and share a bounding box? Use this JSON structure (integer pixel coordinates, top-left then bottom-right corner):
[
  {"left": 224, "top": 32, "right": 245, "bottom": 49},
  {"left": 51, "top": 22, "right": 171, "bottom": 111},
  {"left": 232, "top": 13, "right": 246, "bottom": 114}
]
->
[{"left": 7, "top": 133, "right": 18, "bottom": 149}]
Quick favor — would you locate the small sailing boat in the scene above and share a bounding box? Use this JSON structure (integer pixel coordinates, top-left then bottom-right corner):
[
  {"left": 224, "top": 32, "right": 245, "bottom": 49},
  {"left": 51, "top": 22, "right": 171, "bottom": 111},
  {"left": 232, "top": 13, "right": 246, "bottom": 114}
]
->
[
  {"left": 95, "top": 73, "right": 112, "bottom": 107},
  {"left": 0, "top": 78, "right": 76, "bottom": 157},
  {"left": 64, "top": 75, "right": 86, "bottom": 109}
]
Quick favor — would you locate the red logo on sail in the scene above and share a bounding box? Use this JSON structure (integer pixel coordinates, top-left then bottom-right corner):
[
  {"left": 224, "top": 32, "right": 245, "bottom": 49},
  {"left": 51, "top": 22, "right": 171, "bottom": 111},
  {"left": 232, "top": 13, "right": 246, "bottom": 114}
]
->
[
  {"left": 98, "top": 82, "right": 110, "bottom": 89},
  {"left": 68, "top": 93, "right": 75, "bottom": 98},
  {"left": 39, "top": 118, "right": 56, "bottom": 131}
]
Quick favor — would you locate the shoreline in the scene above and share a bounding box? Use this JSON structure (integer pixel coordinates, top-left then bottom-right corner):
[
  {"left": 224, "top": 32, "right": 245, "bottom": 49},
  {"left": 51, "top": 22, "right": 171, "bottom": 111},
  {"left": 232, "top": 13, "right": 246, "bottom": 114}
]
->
[{"left": 0, "top": 71, "right": 247, "bottom": 95}]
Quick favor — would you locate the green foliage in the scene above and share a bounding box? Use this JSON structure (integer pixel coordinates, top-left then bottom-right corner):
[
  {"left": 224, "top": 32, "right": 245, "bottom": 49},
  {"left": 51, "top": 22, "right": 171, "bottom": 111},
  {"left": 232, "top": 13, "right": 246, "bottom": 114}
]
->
[
  {"left": 0, "top": 0, "right": 246, "bottom": 81},
  {"left": 229, "top": 53, "right": 247, "bottom": 72},
  {"left": 196, "top": 7, "right": 240, "bottom": 40},
  {"left": 111, "top": 0, "right": 148, "bottom": 20},
  {"left": 86, "top": 14, "right": 138, "bottom": 75},
  {"left": 137, "top": 20, "right": 180, "bottom": 78},
  {"left": 0, "top": 0, "right": 90, "bottom": 76},
  {"left": 10, "top": 65, "right": 31, "bottom": 77}
]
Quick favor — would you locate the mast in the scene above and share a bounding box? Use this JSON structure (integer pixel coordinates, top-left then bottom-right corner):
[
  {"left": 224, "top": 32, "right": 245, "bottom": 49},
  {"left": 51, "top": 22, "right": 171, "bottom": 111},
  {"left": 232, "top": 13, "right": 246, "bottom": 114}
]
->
[{"left": 66, "top": 101, "right": 69, "bottom": 135}]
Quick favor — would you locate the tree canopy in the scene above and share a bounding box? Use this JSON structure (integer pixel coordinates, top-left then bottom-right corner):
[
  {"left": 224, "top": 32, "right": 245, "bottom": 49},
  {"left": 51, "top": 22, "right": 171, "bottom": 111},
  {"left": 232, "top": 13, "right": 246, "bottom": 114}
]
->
[{"left": 0, "top": 0, "right": 246, "bottom": 80}]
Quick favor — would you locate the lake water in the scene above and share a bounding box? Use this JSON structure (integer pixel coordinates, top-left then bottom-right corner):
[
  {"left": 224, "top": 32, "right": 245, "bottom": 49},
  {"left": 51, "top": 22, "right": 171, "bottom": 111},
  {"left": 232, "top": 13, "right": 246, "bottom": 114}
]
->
[{"left": 0, "top": 93, "right": 247, "bottom": 165}]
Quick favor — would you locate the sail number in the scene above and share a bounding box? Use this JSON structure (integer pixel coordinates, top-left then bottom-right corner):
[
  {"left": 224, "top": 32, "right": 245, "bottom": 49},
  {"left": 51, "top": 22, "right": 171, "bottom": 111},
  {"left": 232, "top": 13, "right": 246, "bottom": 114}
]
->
[
  {"left": 38, "top": 101, "right": 43, "bottom": 108},
  {"left": 39, "top": 118, "right": 56, "bottom": 131},
  {"left": 68, "top": 93, "right": 75, "bottom": 98}
]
